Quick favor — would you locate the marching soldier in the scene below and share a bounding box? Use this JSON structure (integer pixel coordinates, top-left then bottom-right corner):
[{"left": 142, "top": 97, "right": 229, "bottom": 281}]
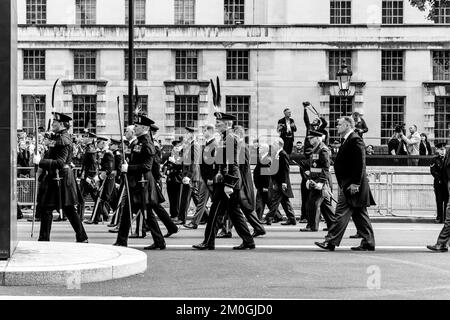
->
[
  {"left": 85, "top": 137, "right": 118, "bottom": 224},
  {"left": 163, "top": 139, "right": 183, "bottom": 220},
  {"left": 174, "top": 127, "right": 200, "bottom": 225},
  {"left": 114, "top": 114, "right": 166, "bottom": 250},
  {"left": 109, "top": 126, "right": 137, "bottom": 232},
  {"left": 32, "top": 112, "right": 88, "bottom": 243},
  {"left": 233, "top": 126, "right": 266, "bottom": 238},
  {"left": 430, "top": 142, "right": 448, "bottom": 224},
  {"left": 193, "top": 112, "right": 255, "bottom": 250},
  {"left": 300, "top": 130, "right": 335, "bottom": 232}
]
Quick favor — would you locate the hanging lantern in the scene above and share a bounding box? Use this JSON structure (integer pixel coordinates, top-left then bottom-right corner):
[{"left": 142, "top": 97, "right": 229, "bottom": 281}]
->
[{"left": 337, "top": 59, "right": 353, "bottom": 97}]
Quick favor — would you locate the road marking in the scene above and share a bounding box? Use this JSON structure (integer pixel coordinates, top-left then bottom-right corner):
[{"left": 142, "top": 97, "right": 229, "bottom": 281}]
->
[{"left": 129, "top": 244, "right": 430, "bottom": 251}]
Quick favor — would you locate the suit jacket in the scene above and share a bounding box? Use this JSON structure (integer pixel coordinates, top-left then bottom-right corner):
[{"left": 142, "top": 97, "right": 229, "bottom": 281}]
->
[
  {"left": 277, "top": 117, "right": 297, "bottom": 140},
  {"left": 269, "top": 149, "right": 294, "bottom": 198},
  {"left": 200, "top": 138, "right": 217, "bottom": 182},
  {"left": 333, "top": 131, "right": 375, "bottom": 208}
]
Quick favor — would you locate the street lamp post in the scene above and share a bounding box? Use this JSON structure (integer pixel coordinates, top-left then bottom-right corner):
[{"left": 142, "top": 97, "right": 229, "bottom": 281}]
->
[{"left": 336, "top": 59, "right": 353, "bottom": 99}]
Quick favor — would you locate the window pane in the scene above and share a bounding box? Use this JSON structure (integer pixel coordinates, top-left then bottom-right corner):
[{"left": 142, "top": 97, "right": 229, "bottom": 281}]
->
[
  {"left": 330, "top": 0, "right": 351, "bottom": 24},
  {"left": 23, "top": 50, "right": 45, "bottom": 80},
  {"left": 174, "top": 96, "right": 199, "bottom": 134},
  {"left": 22, "top": 95, "right": 46, "bottom": 135},
  {"left": 26, "top": 0, "right": 47, "bottom": 24},
  {"left": 381, "top": 96, "right": 405, "bottom": 144},
  {"left": 226, "top": 96, "right": 250, "bottom": 130},
  {"left": 73, "top": 95, "right": 97, "bottom": 134},
  {"left": 329, "top": 96, "right": 353, "bottom": 142}
]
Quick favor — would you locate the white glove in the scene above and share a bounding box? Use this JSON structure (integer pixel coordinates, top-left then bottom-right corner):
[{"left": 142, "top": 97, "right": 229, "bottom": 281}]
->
[
  {"left": 32, "top": 154, "right": 41, "bottom": 165},
  {"left": 85, "top": 177, "right": 91, "bottom": 184},
  {"left": 314, "top": 182, "right": 323, "bottom": 190},
  {"left": 305, "top": 180, "right": 311, "bottom": 190},
  {"left": 99, "top": 171, "right": 107, "bottom": 180},
  {"left": 93, "top": 176, "right": 100, "bottom": 184},
  {"left": 282, "top": 183, "right": 288, "bottom": 191},
  {"left": 182, "top": 177, "right": 191, "bottom": 185},
  {"left": 224, "top": 186, "right": 234, "bottom": 198},
  {"left": 121, "top": 163, "right": 128, "bottom": 173},
  {"left": 169, "top": 156, "right": 175, "bottom": 163}
]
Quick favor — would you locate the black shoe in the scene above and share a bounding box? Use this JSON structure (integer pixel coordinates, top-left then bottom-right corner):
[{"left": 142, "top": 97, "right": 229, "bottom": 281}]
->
[
  {"left": 427, "top": 244, "right": 448, "bottom": 252},
  {"left": 281, "top": 220, "right": 296, "bottom": 226},
  {"left": 183, "top": 223, "right": 198, "bottom": 230},
  {"left": 84, "top": 220, "right": 98, "bottom": 225},
  {"left": 264, "top": 218, "right": 272, "bottom": 226},
  {"left": 172, "top": 218, "right": 185, "bottom": 225},
  {"left": 107, "top": 223, "right": 117, "bottom": 228},
  {"left": 144, "top": 243, "right": 166, "bottom": 250},
  {"left": 108, "top": 227, "right": 119, "bottom": 233},
  {"left": 164, "top": 227, "right": 179, "bottom": 238},
  {"left": 192, "top": 243, "right": 215, "bottom": 250},
  {"left": 113, "top": 242, "right": 127, "bottom": 247},
  {"left": 77, "top": 239, "right": 89, "bottom": 243},
  {"left": 315, "top": 241, "right": 335, "bottom": 251},
  {"left": 299, "top": 218, "right": 308, "bottom": 223},
  {"left": 323, "top": 228, "right": 329, "bottom": 232},
  {"left": 300, "top": 227, "right": 316, "bottom": 232},
  {"left": 252, "top": 230, "right": 266, "bottom": 238},
  {"left": 217, "top": 231, "right": 232, "bottom": 238},
  {"left": 351, "top": 244, "right": 375, "bottom": 251},
  {"left": 349, "top": 233, "right": 363, "bottom": 239},
  {"left": 233, "top": 242, "right": 255, "bottom": 250},
  {"left": 435, "top": 219, "right": 444, "bottom": 224},
  {"left": 129, "top": 233, "right": 146, "bottom": 239}
]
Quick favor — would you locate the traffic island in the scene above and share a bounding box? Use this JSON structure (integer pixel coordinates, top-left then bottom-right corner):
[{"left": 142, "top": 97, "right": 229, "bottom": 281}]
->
[{"left": 0, "top": 241, "right": 147, "bottom": 286}]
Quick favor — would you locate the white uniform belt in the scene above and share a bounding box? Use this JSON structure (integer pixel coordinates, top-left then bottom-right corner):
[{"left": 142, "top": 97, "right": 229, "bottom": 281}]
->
[{"left": 310, "top": 168, "right": 322, "bottom": 173}]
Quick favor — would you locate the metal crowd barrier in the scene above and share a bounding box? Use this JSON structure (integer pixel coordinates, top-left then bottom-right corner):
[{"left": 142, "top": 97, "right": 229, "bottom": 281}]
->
[{"left": 17, "top": 166, "right": 436, "bottom": 218}]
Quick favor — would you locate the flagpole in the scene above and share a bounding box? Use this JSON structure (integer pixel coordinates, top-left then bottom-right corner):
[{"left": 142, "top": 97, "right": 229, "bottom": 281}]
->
[{"left": 128, "top": 0, "right": 134, "bottom": 126}]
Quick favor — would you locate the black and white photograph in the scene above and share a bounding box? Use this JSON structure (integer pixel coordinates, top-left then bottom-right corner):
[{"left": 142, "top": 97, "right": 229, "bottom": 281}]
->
[{"left": 1, "top": 0, "right": 450, "bottom": 310}]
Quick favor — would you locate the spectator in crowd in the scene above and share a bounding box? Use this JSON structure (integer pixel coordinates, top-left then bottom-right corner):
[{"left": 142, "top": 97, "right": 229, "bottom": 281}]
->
[
  {"left": 352, "top": 112, "right": 368, "bottom": 138},
  {"left": 289, "top": 140, "right": 305, "bottom": 165},
  {"left": 366, "top": 145, "right": 375, "bottom": 155},
  {"left": 419, "top": 133, "right": 432, "bottom": 156},
  {"left": 400, "top": 124, "right": 421, "bottom": 166},
  {"left": 277, "top": 108, "right": 297, "bottom": 154}
]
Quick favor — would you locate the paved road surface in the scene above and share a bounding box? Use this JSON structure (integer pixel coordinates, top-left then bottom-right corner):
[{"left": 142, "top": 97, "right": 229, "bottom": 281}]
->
[{"left": 2, "top": 220, "right": 450, "bottom": 299}]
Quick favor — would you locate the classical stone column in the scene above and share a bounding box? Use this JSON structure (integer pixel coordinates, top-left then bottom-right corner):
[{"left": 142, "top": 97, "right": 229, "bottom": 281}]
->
[{"left": 0, "top": 0, "right": 17, "bottom": 260}]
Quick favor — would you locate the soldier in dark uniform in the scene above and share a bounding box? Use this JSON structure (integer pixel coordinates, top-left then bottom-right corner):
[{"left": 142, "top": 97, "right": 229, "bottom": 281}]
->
[
  {"left": 184, "top": 124, "right": 216, "bottom": 229},
  {"left": 32, "top": 113, "right": 88, "bottom": 243},
  {"left": 193, "top": 112, "right": 255, "bottom": 250},
  {"left": 174, "top": 127, "right": 200, "bottom": 225},
  {"left": 430, "top": 143, "right": 448, "bottom": 224},
  {"left": 254, "top": 143, "right": 283, "bottom": 224},
  {"left": 234, "top": 126, "right": 266, "bottom": 238},
  {"left": 78, "top": 133, "right": 99, "bottom": 220},
  {"left": 85, "top": 137, "right": 118, "bottom": 224},
  {"left": 300, "top": 130, "right": 335, "bottom": 232},
  {"left": 162, "top": 140, "right": 183, "bottom": 219},
  {"left": 114, "top": 114, "right": 166, "bottom": 250}
]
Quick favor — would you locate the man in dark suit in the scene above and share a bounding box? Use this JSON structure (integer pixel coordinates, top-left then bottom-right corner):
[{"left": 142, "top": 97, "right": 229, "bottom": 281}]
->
[
  {"left": 315, "top": 116, "right": 376, "bottom": 251},
  {"left": 264, "top": 138, "right": 296, "bottom": 225},
  {"left": 277, "top": 108, "right": 297, "bottom": 155}
]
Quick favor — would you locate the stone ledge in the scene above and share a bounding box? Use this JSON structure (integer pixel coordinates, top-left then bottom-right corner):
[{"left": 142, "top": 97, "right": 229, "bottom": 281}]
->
[{"left": 0, "top": 241, "right": 147, "bottom": 286}]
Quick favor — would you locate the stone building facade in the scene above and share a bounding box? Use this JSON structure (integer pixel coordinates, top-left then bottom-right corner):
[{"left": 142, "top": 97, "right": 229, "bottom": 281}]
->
[{"left": 17, "top": 0, "right": 450, "bottom": 145}]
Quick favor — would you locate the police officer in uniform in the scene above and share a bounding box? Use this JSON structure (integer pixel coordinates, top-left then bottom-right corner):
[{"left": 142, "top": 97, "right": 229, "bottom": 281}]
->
[
  {"left": 300, "top": 130, "right": 335, "bottom": 232},
  {"left": 32, "top": 112, "right": 88, "bottom": 243},
  {"left": 430, "top": 142, "right": 448, "bottom": 224},
  {"left": 193, "top": 112, "right": 255, "bottom": 250},
  {"left": 114, "top": 114, "right": 166, "bottom": 249}
]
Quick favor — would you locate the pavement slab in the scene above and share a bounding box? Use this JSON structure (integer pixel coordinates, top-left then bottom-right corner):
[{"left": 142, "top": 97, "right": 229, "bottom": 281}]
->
[{"left": 0, "top": 241, "right": 147, "bottom": 286}]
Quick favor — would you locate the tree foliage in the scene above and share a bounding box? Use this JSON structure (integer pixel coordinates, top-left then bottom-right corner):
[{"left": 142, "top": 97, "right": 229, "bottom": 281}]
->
[{"left": 409, "top": 0, "right": 449, "bottom": 20}]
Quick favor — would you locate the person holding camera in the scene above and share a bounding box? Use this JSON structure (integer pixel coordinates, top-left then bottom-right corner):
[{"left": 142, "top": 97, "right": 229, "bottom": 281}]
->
[
  {"left": 399, "top": 124, "right": 421, "bottom": 166},
  {"left": 277, "top": 108, "right": 297, "bottom": 155}
]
